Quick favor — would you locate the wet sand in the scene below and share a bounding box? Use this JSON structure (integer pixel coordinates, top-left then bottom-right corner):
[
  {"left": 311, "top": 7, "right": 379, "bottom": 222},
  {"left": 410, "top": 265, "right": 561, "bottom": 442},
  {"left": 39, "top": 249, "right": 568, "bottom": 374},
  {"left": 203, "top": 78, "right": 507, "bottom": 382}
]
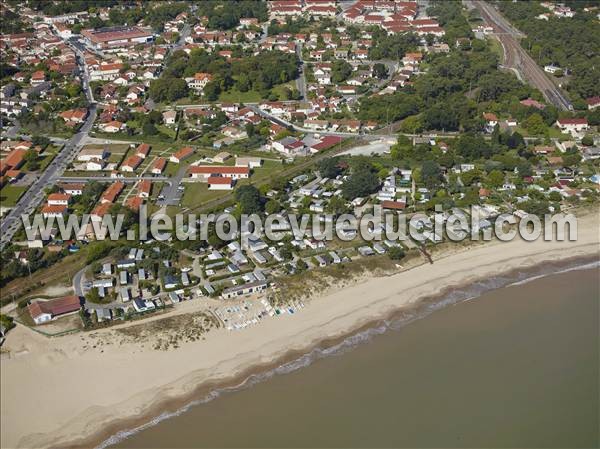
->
[
  {"left": 1, "top": 211, "right": 598, "bottom": 449},
  {"left": 112, "top": 265, "right": 599, "bottom": 448}
]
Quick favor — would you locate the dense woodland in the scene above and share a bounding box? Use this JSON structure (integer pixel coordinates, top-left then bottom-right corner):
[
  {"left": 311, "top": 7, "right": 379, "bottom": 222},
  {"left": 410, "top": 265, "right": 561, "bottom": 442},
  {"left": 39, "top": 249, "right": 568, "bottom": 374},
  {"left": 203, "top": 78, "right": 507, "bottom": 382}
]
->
[
  {"left": 150, "top": 48, "right": 298, "bottom": 102},
  {"left": 496, "top": 0, "right": 600, "bottom": 102}
]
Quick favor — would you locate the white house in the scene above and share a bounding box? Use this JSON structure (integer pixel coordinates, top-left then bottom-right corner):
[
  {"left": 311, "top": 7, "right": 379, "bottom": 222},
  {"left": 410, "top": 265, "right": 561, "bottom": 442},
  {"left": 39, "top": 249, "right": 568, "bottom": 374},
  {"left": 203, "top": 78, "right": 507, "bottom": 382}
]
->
[
  {"left": 162, "top": 110, "right": 177, "bottom": 125},
  {"left": 556, "top": 118, "right": 589, "bottom": 135}
]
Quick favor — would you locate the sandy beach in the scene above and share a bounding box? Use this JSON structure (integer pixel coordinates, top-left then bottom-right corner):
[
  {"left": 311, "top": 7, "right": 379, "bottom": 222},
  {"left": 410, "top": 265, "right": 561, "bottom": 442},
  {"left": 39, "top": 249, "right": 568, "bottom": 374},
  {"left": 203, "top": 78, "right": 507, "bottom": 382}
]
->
[{"left": 1, "top": 211, "right": 599, "bottom": 449}]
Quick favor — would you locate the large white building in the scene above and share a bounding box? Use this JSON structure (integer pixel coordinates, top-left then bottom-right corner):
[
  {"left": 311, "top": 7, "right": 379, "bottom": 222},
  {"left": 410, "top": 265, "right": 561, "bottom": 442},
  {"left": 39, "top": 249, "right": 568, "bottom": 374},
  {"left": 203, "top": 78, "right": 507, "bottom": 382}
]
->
[{"left": 82, "top": 26, "right": 153, "bottom": 51}]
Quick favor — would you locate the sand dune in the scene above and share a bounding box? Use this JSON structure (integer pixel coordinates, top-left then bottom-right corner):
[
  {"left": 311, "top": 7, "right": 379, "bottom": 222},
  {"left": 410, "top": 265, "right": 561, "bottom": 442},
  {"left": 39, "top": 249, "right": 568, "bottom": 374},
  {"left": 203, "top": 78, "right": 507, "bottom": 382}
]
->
[{"left": 1, "top": 211, "right": 598, "bottom": 449}]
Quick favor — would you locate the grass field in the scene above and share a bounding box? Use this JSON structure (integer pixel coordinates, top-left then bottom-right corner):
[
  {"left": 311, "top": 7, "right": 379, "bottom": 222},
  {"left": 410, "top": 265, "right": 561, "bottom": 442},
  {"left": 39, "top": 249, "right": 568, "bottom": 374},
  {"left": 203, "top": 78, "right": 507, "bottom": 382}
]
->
[
  {"left": 38, "top": 145, "right": 61, "bottom": 171},
  {"left": 181, "top": 183, "right": 229, "bottom": 208},
  {"left": 0, "top": 185, "right": 28, "bottom": 207},
  {"left": 217, "top": 88, "right": 263, "bottom": 103}
]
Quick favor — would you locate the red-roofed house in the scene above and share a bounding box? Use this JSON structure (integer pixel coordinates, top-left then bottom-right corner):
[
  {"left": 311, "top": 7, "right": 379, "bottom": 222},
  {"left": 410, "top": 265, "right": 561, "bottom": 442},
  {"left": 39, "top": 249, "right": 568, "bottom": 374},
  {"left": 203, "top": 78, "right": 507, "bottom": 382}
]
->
[
  {"left": 120, "top": 155, "right": 143, "bottom": 172},
  {"left": 100, "top": 181, "right": 124, "bottom": 203},
  {"left": 556, "top": 118, "right": 588, "bottom": 135},
  {"left": 586, "top": 97, "right": 600, "bottom": 110},
  {"left": 137, "top": 179, "right": 151, "bottom": 198},
  {"left": 30, "top": 70, "right": 46, "bottom": 85},
  {"left": 125, "top": 195, "right": 143, "bottom": 212},
  {"left": 99, "top": 120, "right": 125, "bottom": 133},
  {"left": 189, "top": 165, "right": 250, "bottom": 181},
  {"left": 60, "top": 108, "right": 88, "bottom": 123},
  {"left": 135, "top": 143, "right": 151, "bottom": 159},
  {"left": 0, "top": 148, "right": 26, "bottom": 173},
  {"left": 308, "top": 136, "right": 343, "bottom": 153},
  {"left": 42, "top": 204, "right": 68, "bottom": 218},
  {"left": 185, "top": 72, "right": 213, "bottom": 92},
  {"left": 28, "top": 295, "right": 81, "bottom": 325},
  {"left": 170, "top": 147, "right": 194, "bottom": 163},
  {"left": 207, "top": 176, "right": 235, "bottom": 190},
  {"left": 381, "top": 200, "right": 406, "bottom": 210},
  {"left": 47, "top": 193, "right": 71, "bottom": 206},
  {"left": 91, "top": 202, "right": 112, "bottom": 220},
  {"left": 151, "top": 157, "right": 167, "bottom": 174}
]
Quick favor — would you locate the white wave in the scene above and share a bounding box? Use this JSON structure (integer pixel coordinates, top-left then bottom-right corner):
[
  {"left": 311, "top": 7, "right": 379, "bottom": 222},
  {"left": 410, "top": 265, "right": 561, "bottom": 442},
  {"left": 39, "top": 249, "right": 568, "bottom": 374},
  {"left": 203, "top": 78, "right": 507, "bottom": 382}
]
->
[
  {"left": 96, "top": 258, "right": 599, "bottom": 449},
  {"left": 507, "top": 259, "right": 600, "bottom": 287}
]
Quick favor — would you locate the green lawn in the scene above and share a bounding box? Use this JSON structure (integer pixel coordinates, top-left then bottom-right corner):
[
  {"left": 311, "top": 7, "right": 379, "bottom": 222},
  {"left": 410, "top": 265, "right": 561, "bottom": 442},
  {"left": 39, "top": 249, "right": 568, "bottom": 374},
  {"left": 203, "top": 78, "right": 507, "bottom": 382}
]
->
[
  {"left": 218, "top": 88, "right": 262, "bottom": 103},
  {"left": 271, "top": 82, "right": 297, "bottom": 100},
  {"left": 38, "top": 145, "right": 60, "bottom": 171},
  {"left": 156, "top": 124, "right": 177, "bottom": 139},
  {"left": 249, "top": 159, "right": 285, "bottom": 183},
  {"left": 0, "top": 185, "right": 28, "bottom": 207},
  {"left": 181, "top": 183, "right": 229, "bottom": 208},
  {"left": 487, "top": 36, "right": 504, "bottom": 62}
]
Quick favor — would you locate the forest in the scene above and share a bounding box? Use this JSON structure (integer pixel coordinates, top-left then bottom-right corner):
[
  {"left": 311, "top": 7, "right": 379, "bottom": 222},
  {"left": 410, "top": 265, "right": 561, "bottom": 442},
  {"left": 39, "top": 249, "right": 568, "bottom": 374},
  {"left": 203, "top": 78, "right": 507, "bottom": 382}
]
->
[
  {"left": 496, "top": 0, "right": 600, "bottom": 102},
  {"left": 150, "top": 48, "right": 298, "bottom": 102}
]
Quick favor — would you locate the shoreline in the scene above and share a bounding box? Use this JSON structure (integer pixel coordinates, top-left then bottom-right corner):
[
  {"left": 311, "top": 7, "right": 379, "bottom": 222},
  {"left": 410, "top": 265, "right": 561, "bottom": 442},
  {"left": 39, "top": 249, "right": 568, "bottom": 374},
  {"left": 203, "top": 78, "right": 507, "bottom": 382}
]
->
[
  {"left": 1, "top": 212, "right": 599, "bottom": 449},
  {"left": 91, "top": 255, "right": 600, "bottom": 449}
]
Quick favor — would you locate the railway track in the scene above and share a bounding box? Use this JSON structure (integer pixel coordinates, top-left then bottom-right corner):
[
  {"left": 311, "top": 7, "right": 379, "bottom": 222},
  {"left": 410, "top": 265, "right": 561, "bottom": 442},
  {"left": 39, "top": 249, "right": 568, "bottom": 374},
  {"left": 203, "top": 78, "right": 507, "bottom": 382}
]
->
[{"left": 471, "top": 1, "right": 572, "bottom": 111}]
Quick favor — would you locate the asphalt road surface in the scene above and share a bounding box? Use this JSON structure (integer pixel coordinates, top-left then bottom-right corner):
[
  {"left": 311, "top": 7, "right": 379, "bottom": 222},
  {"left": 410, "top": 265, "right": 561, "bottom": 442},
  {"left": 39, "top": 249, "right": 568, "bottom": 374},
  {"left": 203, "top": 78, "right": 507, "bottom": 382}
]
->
[
  {"left": 0, "top": 105, "right": 97, "bottom": 248},
  {"left": 0, "top": 31, "right": 98, "bottom": 249}
]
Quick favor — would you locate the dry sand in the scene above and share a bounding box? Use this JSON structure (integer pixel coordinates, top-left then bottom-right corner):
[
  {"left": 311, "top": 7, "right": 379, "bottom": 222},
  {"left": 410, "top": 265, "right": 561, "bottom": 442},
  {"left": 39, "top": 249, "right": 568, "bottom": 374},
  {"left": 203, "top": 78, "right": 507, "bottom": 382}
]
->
[{"left": 1, "top": 211, "right": 599, "bottom": 449}]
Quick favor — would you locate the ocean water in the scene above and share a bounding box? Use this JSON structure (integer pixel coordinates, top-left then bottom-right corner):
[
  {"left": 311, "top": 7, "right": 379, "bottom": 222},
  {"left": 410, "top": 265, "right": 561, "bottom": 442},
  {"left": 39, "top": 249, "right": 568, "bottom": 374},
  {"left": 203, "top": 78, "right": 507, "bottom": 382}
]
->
[{"left": 110, "top": 263, "right": 599, "bottom": 448}]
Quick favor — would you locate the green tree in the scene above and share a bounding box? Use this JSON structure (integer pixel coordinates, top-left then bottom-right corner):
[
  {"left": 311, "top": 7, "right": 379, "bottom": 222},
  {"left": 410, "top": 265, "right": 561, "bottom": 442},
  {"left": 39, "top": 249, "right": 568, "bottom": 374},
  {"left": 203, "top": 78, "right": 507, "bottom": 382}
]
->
[
  {"left": 318, "top": 157, "right": 342, "bottom": 178},
  {"left": 421, "top": 160, "right": 442, "bottom": 189},
  {"left": 372, "top": 63, "right": 388, "bottom": 80},
  {"left": 235, "top": 185, "right": 262, "bottom": 214},
  {"left": 486, "top": 169, "right": 504, "bottom": 188},
  {"left": 265, "top": 199, "right": 281, "bottom": 215},
  {"left": 400, "top": 115, "right": 423, "bottom": 134},
  {"left": 388, "top": 246, "right": 405, "bottom": 261},
  {"left": 331, "top": 60, "right": 352, "bottom": 84},
  {"left": 143, "top": 122, "right": 158, "bottom": 135},
  {"left": 523, "top": 113, "right": 546, "bottom": 135},
  {"left": 342, "top": 169, "right": 380, "bottom": 200},
  {"left": 326, "top": 196, "right": 349, "bottom": 215}
]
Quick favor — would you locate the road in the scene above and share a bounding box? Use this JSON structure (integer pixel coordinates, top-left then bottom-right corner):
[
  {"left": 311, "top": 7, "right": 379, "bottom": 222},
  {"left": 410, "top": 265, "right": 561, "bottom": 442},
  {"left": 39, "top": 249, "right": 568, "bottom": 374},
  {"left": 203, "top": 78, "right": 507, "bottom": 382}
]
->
[
  {"left": 296, "top": 42, "right": 307, "bottom": 100},
  {"left": 172, "top": 23, "right": 191, "bottom": 51},
  {"left": 0, "top": 32, "right": 98, "bottom": 249},
  {"left": 156, "top": 164, "right": 188, "bottom": 206},
  {"left": 57, "top": 175, "right": 169, "bottom": 183},
  {"left": 469, "top": 0, "right": 572, "bottom": 111},
  {"left": 73, "top": 266, "right": 87, "bottom": 297},
  {"left": 248, "top": 105, "right": 384, "bottom": 139}
]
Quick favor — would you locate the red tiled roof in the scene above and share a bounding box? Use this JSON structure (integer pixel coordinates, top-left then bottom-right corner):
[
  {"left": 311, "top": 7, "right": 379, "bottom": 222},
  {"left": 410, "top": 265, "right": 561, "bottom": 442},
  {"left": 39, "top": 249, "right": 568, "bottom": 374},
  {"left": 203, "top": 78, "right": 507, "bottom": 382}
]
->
[
  {"left": 137, "top": 179, "right": 151, "bottom": 195},
  {"left": 136, "top": 143, "right": 151, "bottom": 156},
  {"left": 101, "top": 181, "right": 124, "bottom": 203},
  {"left": 125, "top": 196, "right": 143, "bottom": 211},
  {"left": 2, "top": 149, "right": 26, "bottom": 170},
  {"left": 207, "top": 176, "right": 234, "bottom": 185},
  {"left": 48, "top": 193, "right": 71, "bottom": 202},
  {"left": 92, "top": 202, "right": 112, "bottom": 217},
  {"left": 310, "top": 136, "right": 343, "bottom": 151},
  {"left": 189, "top": 166, "right": 249, "bottom": 175},
  {"left": 381, "top": 200, "right": 406, "bottom": 210},
  {"left": 557, "top": 118, "right": 587, "bottom": 125},
  {"left": 41, "top": 204, "right": 68, "bottom": 215},
  {"left": 586, "top": 96, "right": 600, "bottom": 106},
  {"left": 173, "top": 147, "right": 194, "bottom": 161},
  {"left": 152, "top": 157, "right": 166, "bottom": 172},
  {"left": 121, "top": 155, "right": 142, "bottom": 170},
  {"left": 28, "top": 295, "right": 81, "bottom": 320}
]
